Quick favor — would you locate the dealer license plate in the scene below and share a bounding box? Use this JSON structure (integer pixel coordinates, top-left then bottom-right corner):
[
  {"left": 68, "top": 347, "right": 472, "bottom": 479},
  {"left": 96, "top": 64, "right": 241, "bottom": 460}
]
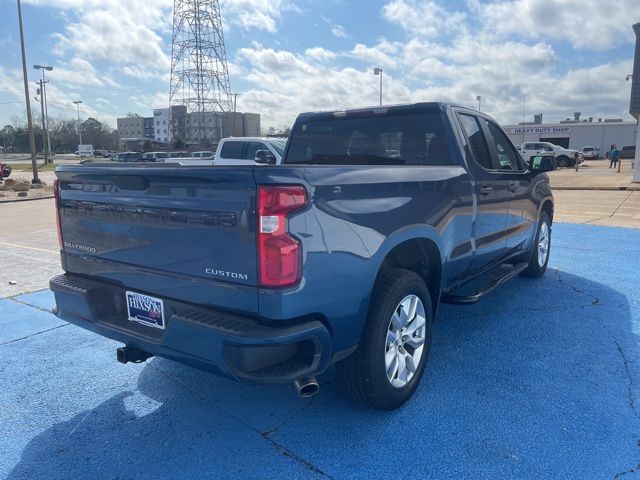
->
[{"left": 125, "top": 291, "right": 165, "bottom": 330}]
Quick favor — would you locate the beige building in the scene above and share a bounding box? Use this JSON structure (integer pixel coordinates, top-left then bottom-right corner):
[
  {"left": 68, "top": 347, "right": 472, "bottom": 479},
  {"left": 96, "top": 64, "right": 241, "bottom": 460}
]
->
[{"left": 117, "top": 117, "right": 145, "bottom": 140}]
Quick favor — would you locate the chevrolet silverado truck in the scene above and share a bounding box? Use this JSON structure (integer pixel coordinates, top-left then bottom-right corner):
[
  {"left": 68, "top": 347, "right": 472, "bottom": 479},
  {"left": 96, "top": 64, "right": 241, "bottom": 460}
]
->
[{"left": 50, "top": 103, "right": 555, "bottom": 410}]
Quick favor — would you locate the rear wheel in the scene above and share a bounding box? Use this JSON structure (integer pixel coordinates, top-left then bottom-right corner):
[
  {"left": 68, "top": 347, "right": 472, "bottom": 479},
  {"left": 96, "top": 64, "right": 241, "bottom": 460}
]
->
[
  {"left": 337, "top": 268, "right": 433, "bottom": 410},
  {"left": 522, "top": 211, "right": 551, "bottom": 277}
]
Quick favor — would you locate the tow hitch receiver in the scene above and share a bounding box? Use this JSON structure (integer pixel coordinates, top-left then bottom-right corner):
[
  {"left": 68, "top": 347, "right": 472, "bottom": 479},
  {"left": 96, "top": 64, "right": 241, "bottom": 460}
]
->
[{"left": 116, "top": 346, "right": 153, "bottom": 364}]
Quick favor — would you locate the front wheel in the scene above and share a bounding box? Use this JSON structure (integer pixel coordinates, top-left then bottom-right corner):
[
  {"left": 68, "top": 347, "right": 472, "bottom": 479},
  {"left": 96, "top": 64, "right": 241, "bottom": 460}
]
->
[
  {"left": 556, "top": 156, "right": 569, "bottom": 168},
  {"left": 337, "top": 268, "right": 433, "bottom": 410},
  {"left": 522, "top": 211, "right": 551, "bottom": 277}
]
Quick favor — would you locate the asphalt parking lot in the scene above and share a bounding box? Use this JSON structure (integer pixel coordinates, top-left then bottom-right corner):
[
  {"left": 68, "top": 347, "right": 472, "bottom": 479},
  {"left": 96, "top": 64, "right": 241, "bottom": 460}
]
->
[{"left": 1, "top": 208, "right": 640, "bottom": 478}]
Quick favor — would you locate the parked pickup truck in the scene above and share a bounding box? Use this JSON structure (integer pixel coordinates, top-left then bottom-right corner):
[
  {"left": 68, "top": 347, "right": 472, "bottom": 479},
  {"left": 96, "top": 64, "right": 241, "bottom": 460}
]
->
[
  {"left": 50, "top": 103, "right": 555, "bottom": 409},
  {"left": 520, "top": 141, "right": 583, "bottom": 167}
]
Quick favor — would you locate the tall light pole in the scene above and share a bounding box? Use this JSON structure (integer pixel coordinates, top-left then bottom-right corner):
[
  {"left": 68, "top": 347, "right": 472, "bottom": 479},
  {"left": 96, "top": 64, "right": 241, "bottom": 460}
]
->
[
  {"left": 374, "top": 67, "right": 383, "bottom": 106},
  {"left": 476, "top": 95, "right": 482, "bottom": 111},
  {"left": 17, "top": 0, "right": 39, "bottom": 183},
  {"left": 73, "top": 100, "right": 83, "bottom": 145},
  {"left": 231, "top": 92, "right": 241, "bottom": 136},
  {"left": 33, "top": 65, "right": 52, "bottom": 162}
]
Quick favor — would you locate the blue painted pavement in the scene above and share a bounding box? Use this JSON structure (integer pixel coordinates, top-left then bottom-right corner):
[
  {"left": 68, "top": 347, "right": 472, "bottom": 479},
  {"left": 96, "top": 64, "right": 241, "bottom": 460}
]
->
[{"left": 1, "top": 223, "right": 639, "bottom": 479}]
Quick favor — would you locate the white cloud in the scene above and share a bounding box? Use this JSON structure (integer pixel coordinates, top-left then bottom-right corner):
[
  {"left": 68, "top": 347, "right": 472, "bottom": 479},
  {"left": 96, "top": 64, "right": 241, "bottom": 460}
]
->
[
  {"left": 331, "top": 25, "right": 348, "bottom": 39},
  {"left": 382, "top": 0, "right": 467, "bottom": 37},
  {"left": 49, "top": 58, "right": 121, "bottom": 88},
  {"left": 235, "top": 25, "right": 632, "bottom": 129},
  {"left": 320, "top": 16, "right": 350, "bottom": 39},
  {"left": 24, "top": 0, "right": 173, "bottom": 80},
  {"left": 304, "top": 47, "right": 336, "bottom": 62},
  {"left": 350, "top": 40, "right": 402, "bottom": 69},
  {"left": 470, "top": 0, "right": 640, "bottom": 50},
  {"left": 220, "top": 0, "right": 298, "bottom": 33}
]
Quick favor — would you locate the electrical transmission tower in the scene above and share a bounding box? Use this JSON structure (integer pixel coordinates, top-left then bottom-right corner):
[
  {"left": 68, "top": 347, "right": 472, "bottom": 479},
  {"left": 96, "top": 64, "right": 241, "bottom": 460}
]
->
[{"left": 170, "top": 0, "right": 232, "bottom": 144}]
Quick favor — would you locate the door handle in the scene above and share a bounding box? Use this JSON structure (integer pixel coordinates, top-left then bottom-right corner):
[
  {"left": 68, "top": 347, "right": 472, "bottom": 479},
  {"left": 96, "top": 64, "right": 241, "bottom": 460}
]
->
[
  {"left": 508, "top": 182, "right": 519, "bottom": 192},
  {"left": 479, "top": 186, "right": 493, "bottom": 196}
]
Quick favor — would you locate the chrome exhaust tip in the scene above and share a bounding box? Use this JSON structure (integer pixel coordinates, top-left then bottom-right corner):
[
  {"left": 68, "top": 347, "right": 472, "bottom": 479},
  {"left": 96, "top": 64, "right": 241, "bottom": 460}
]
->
[{"left": 294, "top": 376, "right": 319, "bottom": 398}]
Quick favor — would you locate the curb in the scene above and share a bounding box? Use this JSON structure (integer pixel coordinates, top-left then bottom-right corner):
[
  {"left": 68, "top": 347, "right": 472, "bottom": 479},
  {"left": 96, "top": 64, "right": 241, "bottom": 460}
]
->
[
  {"left": 0, "top": 195, "right": 54, "bottom": 204},
  {"left": 553, "top": 185, "right": 640, "bottom": 191}
]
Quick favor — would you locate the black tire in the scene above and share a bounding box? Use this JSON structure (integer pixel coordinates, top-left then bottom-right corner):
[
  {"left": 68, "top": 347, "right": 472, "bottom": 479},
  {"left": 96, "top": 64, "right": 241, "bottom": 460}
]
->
[
  {"left": 336, "top": 268, "right": 434, "bottom": 410},
  {"left": 522, "top": 210, "right": 551, "bottom": 277},
  {"left": 556, "top": 156, "right": 569, "bottom": 168}
]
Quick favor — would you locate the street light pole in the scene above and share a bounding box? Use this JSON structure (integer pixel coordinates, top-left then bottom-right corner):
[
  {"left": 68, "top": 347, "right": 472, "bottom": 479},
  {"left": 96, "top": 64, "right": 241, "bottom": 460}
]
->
[
  {"left": 17, "top": 0, "right": 39, "bottom": 183},
  {"left": 476, "top": 95, "right": 482, "bottom": 111},
  {"left": 73, "top": 100, "right": 83, "bottom": 145},
  {"left": 374, "top": 67, "right": 383, "bottom": 106}
]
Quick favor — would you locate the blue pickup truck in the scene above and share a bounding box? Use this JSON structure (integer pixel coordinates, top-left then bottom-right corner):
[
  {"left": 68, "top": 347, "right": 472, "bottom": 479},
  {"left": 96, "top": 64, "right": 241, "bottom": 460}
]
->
[{"left": 50, "top": 103, "right": 554, "bottom": 409}]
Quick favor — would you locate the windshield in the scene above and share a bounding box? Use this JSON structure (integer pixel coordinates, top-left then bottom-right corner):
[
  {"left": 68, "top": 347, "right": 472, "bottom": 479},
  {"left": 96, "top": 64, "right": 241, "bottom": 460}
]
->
[
  {"left": 285, "top": 111, "right": 452, "bottom": 166},
  {"left": 267, "top": 139, "right": 287, "bottom": 155}
]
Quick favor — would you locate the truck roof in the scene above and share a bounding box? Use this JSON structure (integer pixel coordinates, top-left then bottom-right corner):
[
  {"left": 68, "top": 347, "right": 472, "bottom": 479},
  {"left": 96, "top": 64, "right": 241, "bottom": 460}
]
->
[{"left": 295, "top": 102, "right": 457, "bottom": 122}]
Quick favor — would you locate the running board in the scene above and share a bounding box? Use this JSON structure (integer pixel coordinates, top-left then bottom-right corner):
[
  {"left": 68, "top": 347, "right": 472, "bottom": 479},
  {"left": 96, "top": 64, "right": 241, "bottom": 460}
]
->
[{"left": 442, "top": 261, "right": 528, "bottom": 305}]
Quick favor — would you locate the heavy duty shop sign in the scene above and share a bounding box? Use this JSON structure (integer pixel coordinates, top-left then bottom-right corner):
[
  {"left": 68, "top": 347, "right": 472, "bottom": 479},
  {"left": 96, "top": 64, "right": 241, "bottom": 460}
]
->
[{"left": 504, "top": 126, "right": 572, "bottom": 135}]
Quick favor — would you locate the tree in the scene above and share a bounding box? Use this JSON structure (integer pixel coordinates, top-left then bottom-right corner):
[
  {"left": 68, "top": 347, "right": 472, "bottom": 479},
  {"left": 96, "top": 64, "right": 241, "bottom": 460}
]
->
[
  {"left": 82, "top": 117, "right": 118, "bottom": 149},
  {"left": 142, "top": 139, "right": 153, "bottom": 152},
  {"left": 1, "top": 125, "right": 16, "bottom": 152},
  {"left": 1, "top": 114, "right": 118, "bottom": 153}
]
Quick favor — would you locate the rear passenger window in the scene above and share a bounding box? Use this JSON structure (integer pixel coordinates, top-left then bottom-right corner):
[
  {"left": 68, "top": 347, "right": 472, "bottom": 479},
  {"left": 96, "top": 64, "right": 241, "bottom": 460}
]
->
[
  {"left": 458, "top": 114, "right": 493, "bottom": 170},
  {"left": 285, "top": 112, "right": 453, "bottom": 166},
  {"left": 482, "top": 120, "right": 525, "bottom": 171},
  {"left": 220, "top": 141, "right": 244, "bottom": 159}
]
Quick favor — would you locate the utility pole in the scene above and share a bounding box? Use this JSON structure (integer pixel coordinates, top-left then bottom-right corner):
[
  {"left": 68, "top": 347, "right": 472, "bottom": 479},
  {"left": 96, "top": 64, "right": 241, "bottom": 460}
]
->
[
  {"left": 36, "top": 80, "right": 48, "bottom": 164},
  {"left": 476, "top": 95, "right": 482, "bottom": 111},
  {"left": 34, "top": 65, "right": 53, "bottom": 162},
  {"left": 73, "top": 100, "right": 83, "bottom": 145},
  {"left": 232, "top": 92, "right": 241, "bottom": 136},
  {"left": 17, "top": 0, "right": 39, "bottom": 183}
]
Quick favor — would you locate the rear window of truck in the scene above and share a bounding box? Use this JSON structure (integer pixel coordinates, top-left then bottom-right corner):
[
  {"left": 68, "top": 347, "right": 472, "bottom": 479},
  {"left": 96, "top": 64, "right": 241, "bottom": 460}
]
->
[{"left": 284, "top": 112, "right": 452, "bottom": 166}]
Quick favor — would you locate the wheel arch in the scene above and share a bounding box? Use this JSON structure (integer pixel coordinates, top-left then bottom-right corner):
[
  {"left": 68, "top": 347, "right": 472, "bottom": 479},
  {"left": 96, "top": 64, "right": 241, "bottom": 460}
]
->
[
  {"left": 540, "top": 197, "right": 554, "bottom": 223},
  {"left": 374, "top": 234, "right": 444, "bottom": 316}
]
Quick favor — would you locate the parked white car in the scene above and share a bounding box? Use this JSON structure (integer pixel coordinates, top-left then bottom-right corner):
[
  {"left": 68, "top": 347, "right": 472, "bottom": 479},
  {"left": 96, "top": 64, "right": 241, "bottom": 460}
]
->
[
  {"left": 191, "top": 151, "right": 215, "bottom": 158},
  {"left": 214, "top": 137, "right": 287, "bottom": 166},
  {"left": 520, "top": 142, "right": 583, "bottom": 167},
  {"left": 140, "top": 151, "right": 169, "bottom": 162},
  {"left": 581, "top": 146, "right": 600, "bottom": 160}
]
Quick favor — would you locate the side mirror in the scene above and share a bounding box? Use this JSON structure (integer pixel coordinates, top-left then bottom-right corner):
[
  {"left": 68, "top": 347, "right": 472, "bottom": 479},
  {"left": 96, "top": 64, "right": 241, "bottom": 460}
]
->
[
  {"left": 254, "top": 150, "right": 276, "bottom": 164},
  {"left": 529, "top": 155, "right": 556, "bottom": 172}
]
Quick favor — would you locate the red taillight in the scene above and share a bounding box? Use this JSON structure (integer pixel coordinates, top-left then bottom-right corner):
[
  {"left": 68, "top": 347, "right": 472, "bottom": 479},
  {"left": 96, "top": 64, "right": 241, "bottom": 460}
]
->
[
  {"left": 257, "top": 185, "right": 307, "bottom": 288},
  {"left": 53, "top": 179, "right": 63, "bottom": 249}
]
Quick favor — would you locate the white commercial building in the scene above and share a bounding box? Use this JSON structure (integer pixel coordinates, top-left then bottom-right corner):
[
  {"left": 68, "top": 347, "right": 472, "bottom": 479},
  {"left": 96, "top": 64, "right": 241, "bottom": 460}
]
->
[
  {"left": 503, "top": 118, "right": 637, "bottom": 154},
  {"left": 153, "top": 108, "right": 172, "bottom": 144}
]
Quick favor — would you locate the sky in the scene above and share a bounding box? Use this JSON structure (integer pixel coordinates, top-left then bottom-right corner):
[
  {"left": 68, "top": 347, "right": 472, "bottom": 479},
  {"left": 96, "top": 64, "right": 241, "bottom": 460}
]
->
[{"left": 0, "top": 0, "right": 639, "bottom": 130}]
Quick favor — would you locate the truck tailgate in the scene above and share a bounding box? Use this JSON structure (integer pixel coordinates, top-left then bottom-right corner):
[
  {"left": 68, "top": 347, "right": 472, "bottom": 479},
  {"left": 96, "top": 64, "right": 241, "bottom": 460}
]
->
[{"left": 56, "top": 165, "right": 258, "bottom": 315}]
